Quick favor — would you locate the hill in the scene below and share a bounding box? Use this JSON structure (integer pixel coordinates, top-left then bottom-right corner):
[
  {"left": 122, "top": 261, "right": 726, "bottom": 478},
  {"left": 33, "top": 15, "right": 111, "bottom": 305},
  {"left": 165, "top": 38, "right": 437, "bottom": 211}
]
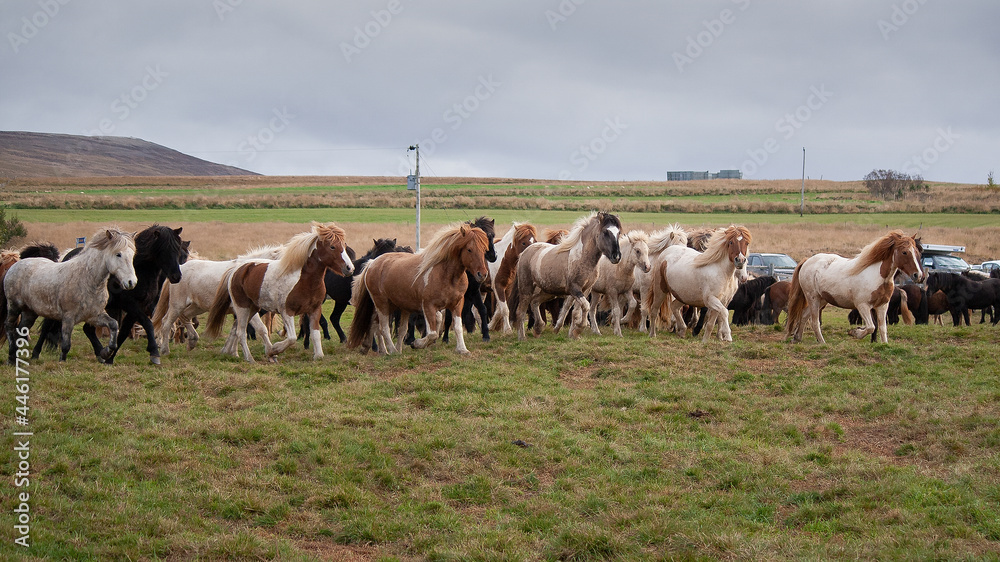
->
[{"left": 0, "top": 131, "right": 257, "bottom": 177}]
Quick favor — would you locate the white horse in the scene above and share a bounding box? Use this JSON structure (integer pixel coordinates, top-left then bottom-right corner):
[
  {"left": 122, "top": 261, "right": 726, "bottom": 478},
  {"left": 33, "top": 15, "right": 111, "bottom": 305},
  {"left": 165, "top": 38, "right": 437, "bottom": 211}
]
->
[
  {"left": 627, "top": 224, "right": 688, "bottom": 332},
  {"left": 587, "top": 230, "right": 651, "bottom": 336},
  {"left": 4, "top": 228, "right": 137, "bottom": 363},
  {"left": 647, "top": 225, "right": 752, "bottom": 342}
]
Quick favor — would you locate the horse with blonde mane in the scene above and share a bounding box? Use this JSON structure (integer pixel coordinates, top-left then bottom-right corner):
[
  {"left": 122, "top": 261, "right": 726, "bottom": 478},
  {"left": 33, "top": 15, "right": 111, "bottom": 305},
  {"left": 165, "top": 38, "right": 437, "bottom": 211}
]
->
[
  {"left": 586, "top": 229, "right": 651, "bottom": 336},
  {"left": 205, "top": 222, "right": 353, "bottom": 362},
  {"left": 347, "top": 223, "right": 490, "bottom": 355},
  {"left": 513, "top": 212, "right": 623, "bottom": 340},
  {"left": 647, "top": 225, "right": 752, "bottom": 342},
  {"left": 626, "top": 224, "right": 688, "bottom": 332},
  {"left": 786, "top": 230, "right": 923, "bottom": 344},
  {"left": 5, "top": 228, "right": 138, "bottom": 364}
]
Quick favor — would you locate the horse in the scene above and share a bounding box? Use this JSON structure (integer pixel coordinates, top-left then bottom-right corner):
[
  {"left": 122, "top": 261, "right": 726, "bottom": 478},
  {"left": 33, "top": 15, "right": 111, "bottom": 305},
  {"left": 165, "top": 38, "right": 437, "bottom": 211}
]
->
[
  {"left": 926, "top": 271, "right": 1000, "bottom": 327},
  {"left": 786, "top": 231, "right": 923, "bottom": 344},
  {"left": 647, "top": 225, "right": 752, "bottom": 341},
  {"left": 346, "top": 223, "right": 490, "bottom": 355},
  {"left": 626, "top": 224, "right": 688, "bottom": 332},
  {"left": 586, "top": 230, "right": 651, "bottom": 337},
  {"left": 206, "top": 222, "right": 353, "bottom": 362},
  {"left": 513, "top": 212, "right": 623, "bottom": 340},
  {"left": 691, "top": 274, "right": 777, "bottom": 336},
  {"left": 299, "top": 238, "right": 393, "bottom": 347},
  {"left": 442, "top": 216, "right": 498, "bottom": 343},
  {"left": 4, "top": 228, "right": 137, "bottom": 364},
  {"left": 487, "top": 222, "right": 538, "bottom": 334},
  {"left": 759, "top": 280, "right": 791, "bottom": 325},
  {"left": 32, "top": 225, "right": 186, "bottom": 365},
  {"left": 847, "top": 286, "right": 915, "bottom": 342}
]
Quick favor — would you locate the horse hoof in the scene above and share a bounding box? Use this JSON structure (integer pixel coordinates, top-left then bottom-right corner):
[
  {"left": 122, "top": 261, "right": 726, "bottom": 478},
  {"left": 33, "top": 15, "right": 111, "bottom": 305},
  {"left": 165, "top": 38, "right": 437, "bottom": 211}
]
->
[
  {"left": 456, "top": 349, "right": 471, "bottom": 355},
  {"left": 482, "top": 335, "right": 490, "bottom": 343},
  {"left": 150, "top": 356, "right": 161, "bottom": 366}
]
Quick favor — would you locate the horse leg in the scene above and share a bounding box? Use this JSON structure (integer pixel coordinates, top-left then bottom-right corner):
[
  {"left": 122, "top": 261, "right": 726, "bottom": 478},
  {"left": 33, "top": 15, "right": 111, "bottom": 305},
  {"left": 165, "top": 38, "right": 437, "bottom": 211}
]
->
[
  {"left": 308, "top": 308, "right": 325, "bottom": 360},
  {"left": 611, "top": 292, "right": 625, "bottom": 337},
  {"left": 411, "top": 305, "right": 440, "bottom": 349},
  {"left": 267, "top": 312, "right": 298, "bottom": 359},
  {"left": 553, "top": 296, "right": 573, "bottom": 334},
  {"left": 875, "top": 303, "right": 890, "bottom": 343},
  {"left": 704, "top": 296, "right": 732, "bottom": 342},
  {"left": 471, "top": 287, "right": 490, "bottom": 343},
  {"left": 587, "top": 294, "right": 602, "bottom": 335},
  {"left": 442, "top": 309, "right": 452, "bottom": 344},
  {"left": 89, "top": 311, "right": 120, "bottom": 363},
  {"left": 133, "top": 310, "right": 162, "bottom": 365},
  {"left": 848, "top": 303, "right": 876, "bottom": 340},
  {"left": 379, "top": 309, "right": 398, "bottom": 355},
  {"left": 300, "top": 313, "right": 311, "bottom": 349},
  {"left": 568, "top": 291, "right": 591, "bottom": 339},
  {"left": 31, "top": 317, "right": 57, "bottom": 359},
  {"left": 531, "top": 300, "right": 545, "bottom": 337},
  {"left": 330, "top": 300, "right": 349, "bottom": 343},
  {"left": 82, "top": 323, "right": 106, "bottom": 362},
  {"left": 7, "top": 306, "right": 36, "bottom": 365},
  {"left": 451, "top": 307, "right": 471, "bottom": 355},
  {"left": 808, "top": 301, "right": 826, "bottom": 344},
  {"left": 648, "top": 290, "right": 666, "bottom": 338},
  {"left": 233, "top": 308, "right": 258, "bottom": 362}
]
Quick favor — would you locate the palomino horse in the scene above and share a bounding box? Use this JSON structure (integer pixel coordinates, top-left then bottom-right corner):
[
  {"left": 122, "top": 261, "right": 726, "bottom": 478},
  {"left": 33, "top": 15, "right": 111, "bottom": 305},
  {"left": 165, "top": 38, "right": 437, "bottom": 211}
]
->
[
  {"left": 206, "top": 222, "right": 353, "bottom": 362},
  {"left": 347, "top": 223, "right": 490, "bottom": 355},
  {"left": 513, "top": 212, "right": 623, "bottom": 340},
  {"left": 488, "top": 222, "right": 538, "bottom": 334},
  {"left": 627, "top": 224, "right": 688, "bottom": 332},
  {"left": 647, "top": 225, "right": 752, "bottom": 342},
  {"left": 4, "top": 229, "right": 137, "bottom": 363},
  {"left": 586, "top": 229, "right": 651, "bottom": 336},
  {"left": 787, "top": 230, "right": 923, "bottom": 343}
]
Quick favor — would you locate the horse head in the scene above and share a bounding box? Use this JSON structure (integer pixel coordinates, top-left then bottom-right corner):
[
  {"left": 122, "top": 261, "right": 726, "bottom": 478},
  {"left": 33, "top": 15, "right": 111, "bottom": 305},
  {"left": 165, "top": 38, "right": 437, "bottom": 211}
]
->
[
  {"left": 597, "top": 212, "right": 622, "bottom": 265},
  {"left": 725, "top": 226, "right": 752, "bottom": 282},
  {"left": 471, "top": 217, "right": 497, "bottom": 264},
  {"left": 626, "top": 231, "right": 651, "bottom": 274},
  {"left": 513, "top": 224, "right": 538, "bottom": 255},
  {"left": 98, "top": 229, "right": 138, "bottom": 290},
  {"left": 459, "top": 225, "right": 491, "bottom": 284},
  {"left": 890, "top": 233, "right": 923, "bottom": 283},
  {"left": 312, "top": 222, "right": 354, "bottom": 277}
]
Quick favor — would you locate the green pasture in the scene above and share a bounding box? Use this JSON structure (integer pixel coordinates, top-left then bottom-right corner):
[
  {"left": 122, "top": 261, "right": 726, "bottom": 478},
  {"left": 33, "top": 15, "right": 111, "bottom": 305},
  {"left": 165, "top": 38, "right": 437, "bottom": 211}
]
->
[
  {"left": 3, "top": 306, "right": 1000, "bottom": 560},
  {"left": 11, "top": 208, "right": 999, "bottom": 229}
]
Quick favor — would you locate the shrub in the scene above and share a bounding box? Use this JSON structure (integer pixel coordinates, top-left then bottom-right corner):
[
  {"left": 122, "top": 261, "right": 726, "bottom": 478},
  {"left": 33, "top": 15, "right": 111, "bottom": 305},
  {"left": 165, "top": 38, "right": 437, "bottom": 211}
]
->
[
  {"left": 863, "top": 169, "right": 926, "bottom": 200},
  {"left": 0, "top": 206, "right": 27, "bottom": 248}
]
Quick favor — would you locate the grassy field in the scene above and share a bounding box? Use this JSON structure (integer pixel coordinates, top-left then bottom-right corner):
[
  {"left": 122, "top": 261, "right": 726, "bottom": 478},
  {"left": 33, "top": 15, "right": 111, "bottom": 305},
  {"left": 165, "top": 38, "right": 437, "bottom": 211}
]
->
[{"left": 3, "top": 305, "right": 1000, "bottom": 560}]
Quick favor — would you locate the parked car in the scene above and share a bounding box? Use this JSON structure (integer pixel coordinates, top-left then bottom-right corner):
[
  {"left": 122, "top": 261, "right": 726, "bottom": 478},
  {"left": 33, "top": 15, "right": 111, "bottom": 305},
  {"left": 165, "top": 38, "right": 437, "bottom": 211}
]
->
[
  {"left": 976, "top": 260, "right": 1000, "bottom": 274},
  {"left": 921, "top": 253, "right": 971, "bottom": 273},
  {"left": 747, "top": 252, "right": 797, "bottom": 281}
]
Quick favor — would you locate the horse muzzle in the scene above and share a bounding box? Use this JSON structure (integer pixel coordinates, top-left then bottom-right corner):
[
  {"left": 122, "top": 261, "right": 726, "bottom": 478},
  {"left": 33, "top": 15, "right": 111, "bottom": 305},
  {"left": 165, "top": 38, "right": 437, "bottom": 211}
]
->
[
  {"left": 609, "top": 251, "right": 622, "bottom": 265},
  {"left": 122, "top": 278, "right": 138, "bottom": 290},
  {"left": 168, "top": 271, "right": 182, "bottom": 284},
  {"left": 474, "top": 271, "right": 487, "bottom": 283},
  {"left": 343, "top": 264, "right": 355, "bottom": 276}
]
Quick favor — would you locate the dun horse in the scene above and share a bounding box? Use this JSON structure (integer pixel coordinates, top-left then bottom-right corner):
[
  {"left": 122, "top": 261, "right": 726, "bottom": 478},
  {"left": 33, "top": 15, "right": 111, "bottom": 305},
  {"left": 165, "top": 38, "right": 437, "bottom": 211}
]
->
[
  {"left": 786, "top": 230, "right": 923, "bottom": 344},
  {"left": 513, "top": 212, "right": 623, "bottom": 340},
  {"left": 488, "top": 222, "right": 538, "bottom": 334}
]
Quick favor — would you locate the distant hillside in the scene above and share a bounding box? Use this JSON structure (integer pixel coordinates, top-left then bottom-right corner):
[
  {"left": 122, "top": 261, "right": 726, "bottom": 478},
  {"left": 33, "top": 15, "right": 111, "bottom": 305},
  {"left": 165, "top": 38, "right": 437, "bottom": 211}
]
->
[{"left": 0, "top": 131, "right": 257, "bottom": 177}]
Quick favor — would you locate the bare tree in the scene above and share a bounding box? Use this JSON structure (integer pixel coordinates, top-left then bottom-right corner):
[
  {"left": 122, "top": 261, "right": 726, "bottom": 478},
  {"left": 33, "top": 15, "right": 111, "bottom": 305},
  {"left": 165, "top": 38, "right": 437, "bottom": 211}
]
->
[{"left": 863, "top": 169, "right": 925, "bottom": 200}]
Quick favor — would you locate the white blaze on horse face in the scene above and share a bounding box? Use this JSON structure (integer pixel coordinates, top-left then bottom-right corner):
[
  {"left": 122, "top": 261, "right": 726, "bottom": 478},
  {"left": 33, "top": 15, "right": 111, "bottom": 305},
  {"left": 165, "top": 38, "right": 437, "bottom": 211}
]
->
[
  {"left": 341, "top": 246, "right": 354, "bottom": 275},
  {"left": 606, "top": 225, "right": 620, "bottom": 239}
]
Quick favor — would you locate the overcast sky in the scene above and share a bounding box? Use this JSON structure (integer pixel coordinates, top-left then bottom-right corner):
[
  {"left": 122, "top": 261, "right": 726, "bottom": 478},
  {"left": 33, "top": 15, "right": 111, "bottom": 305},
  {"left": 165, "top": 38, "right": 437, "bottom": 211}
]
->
[{"left": 2, "top": 1, "right": 997, "bottom": 183}]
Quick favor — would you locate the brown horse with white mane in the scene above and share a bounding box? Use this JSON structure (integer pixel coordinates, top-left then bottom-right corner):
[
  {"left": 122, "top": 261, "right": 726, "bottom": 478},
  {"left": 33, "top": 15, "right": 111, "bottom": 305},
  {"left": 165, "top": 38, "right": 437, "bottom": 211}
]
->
[
  {"left": 787, "top": 230, "right": 923, "bottom": 344},
  {"left": 347, "top": 223, "right": 490, "bottom": 355}
]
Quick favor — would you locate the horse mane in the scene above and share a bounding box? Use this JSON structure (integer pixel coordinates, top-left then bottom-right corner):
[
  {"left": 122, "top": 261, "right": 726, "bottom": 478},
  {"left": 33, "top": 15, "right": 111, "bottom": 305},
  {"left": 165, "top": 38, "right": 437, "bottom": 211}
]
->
[
  {"left": 692, "top": 225, "right": 751, "bottom": 267},
  {"left": 686, "top": 227, "right": 715, "bottom": 252},
  {"left": 848, "top": 230, "right": 907, "bottom": 276},
  {"left": 469, "top": 216, "right": 496, "bottom": 238},
  {"left": 513, "top": 223, "right": 538, "bottom": 243},
  {"left": 647, "top": 224, "right": 688, "bottom": 254},
  {"left": 545, "top": 229, "right": 569, "bottom": 245},
  {"left": 626, "top": 229, "right": 648, "bottom": 246},
  {"left": 0, "top": 250, "right": 18, "bottom": 268},
  {"left": 552, "top": 213, "right": 595, "bottom": 255},
  {"left": 135, "top": 224, "right": 182, "bottom": 259},
  {"left": 273, "top": 222, "right": 347, "bottom": 277},
  {"left": 239, "top": 244, "right": 284, "bottom": 260},
  {"left": 17, "top": 241, "right": 60, "bottom": 261},
  {"left": 86, "top": 228, "right": 135, "bottom": 253},
  {"left": 416, "top": 223, "right": 489, "bottom": 282}
]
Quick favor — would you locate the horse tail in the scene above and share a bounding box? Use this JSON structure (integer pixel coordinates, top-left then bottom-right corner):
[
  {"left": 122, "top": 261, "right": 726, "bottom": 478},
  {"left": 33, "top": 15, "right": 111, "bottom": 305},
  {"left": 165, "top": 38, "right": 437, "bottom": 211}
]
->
[
  {"left": 899, "top": 287, "right": 914, "bottom": 325},
  {"left": 151, "top": 278, "right": 171, "bottom": 334},
  {"left": 785, "top": 262, "right": 807, "bottom": 339},
  {"left": 346, "top": 267, "right": 375, "bottom": 350},
  {"left": 204, "top": 267, "right": 235, "bottom": 340}
]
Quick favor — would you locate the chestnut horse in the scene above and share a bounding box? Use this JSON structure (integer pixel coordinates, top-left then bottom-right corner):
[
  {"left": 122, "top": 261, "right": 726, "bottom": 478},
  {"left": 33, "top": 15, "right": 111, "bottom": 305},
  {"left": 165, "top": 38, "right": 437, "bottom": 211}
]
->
[
  {"left": 205, "top": 222, "right": 353, "bottom": 362},
  {"left": 347, "top": 223, "right": 490, "bottom": 355},
  {"left": 787, "top": 230, "right": 923, "bottom": 344},
  {"left": 647, "top": 225, "right": 752, "bottom": 342},
  {"left": 513, "top": 212, "right": 623, "bottom": 340},
  {"left": 488, "top": 222, "right": 538, "bottom": 334}
]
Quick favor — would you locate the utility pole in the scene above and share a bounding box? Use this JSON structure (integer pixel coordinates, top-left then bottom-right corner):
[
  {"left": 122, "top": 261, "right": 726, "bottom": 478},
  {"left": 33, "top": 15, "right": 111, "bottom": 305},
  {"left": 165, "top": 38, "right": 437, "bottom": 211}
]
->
[
  {"left": 800, "top": 147, "right": 806, "bottom": 218},
  {"left": 408, "top": 144, "right": 421, "bottom": 248}
]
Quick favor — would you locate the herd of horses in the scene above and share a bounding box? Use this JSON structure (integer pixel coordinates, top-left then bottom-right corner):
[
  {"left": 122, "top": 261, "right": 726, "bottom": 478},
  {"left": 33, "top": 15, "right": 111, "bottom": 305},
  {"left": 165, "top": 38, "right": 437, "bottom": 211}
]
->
[{"left": 2, "top": 214, "right": 999, "bottom": 366}]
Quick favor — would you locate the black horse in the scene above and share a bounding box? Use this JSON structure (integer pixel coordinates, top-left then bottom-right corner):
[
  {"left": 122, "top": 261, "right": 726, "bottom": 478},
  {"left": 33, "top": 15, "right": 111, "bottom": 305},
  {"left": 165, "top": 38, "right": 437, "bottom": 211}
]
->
[
  {"left": 33, "top": 226, "right": 187, "bottom": 364},
  {"left": 691, "top": 275, "right": 776, "bottom": 336},
  {"left": 301, "top": 238, "right": 399, "bottom": 348},
  {"left": 442, "top": 216, "right": 497, "bottom": 343},
  {"left": 927, "top": 271, "right": 1000, "bottom": 327}
]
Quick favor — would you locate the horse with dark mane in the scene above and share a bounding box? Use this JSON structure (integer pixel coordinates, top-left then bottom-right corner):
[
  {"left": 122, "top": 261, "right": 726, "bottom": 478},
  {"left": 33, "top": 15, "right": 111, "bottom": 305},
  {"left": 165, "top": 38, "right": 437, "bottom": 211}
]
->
[
  {"left": 926, "top": 271, "right": 1000, "bottom": 327},
  {"left": 32, "top": 225, "right": 186, "bottom": 365},
  {"left": 691, "top": 274, "right": 776, "bottom": 336}
]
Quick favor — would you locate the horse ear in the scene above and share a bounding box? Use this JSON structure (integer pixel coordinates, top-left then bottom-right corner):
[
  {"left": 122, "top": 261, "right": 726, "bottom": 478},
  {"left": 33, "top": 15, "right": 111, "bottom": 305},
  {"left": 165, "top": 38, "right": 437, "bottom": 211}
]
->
[
  {"left": 392, "top": 238, "right": 397, "bottom": 245},
  {"left": 174, "top": 227, "right": 183, "bottom": 236},
  {"left": 105, "top": 229, "right": 113, "bottom": 240},
  {"left": 460, "top": 224, "right": 470, "bottom": 236}
]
